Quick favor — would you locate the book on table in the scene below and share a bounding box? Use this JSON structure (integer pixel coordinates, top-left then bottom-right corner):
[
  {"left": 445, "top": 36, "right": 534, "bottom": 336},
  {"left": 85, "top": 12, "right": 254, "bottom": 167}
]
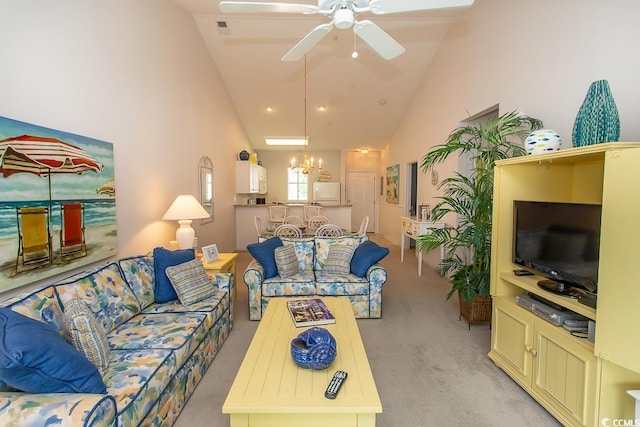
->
[{"left": 287, "top": 298, "right": 336, "bottom": 328}]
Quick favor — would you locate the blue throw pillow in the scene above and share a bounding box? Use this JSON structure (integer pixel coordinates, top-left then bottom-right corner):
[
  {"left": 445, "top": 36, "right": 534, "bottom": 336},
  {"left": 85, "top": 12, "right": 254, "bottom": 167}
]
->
[
  {"left": 350, "top": 240, "right": 390, "bottom": 277},
  {"left": 153, "top": 247, "right": 195, "bottom": 303},
  {"left": 0, "top": 307, "right": 106, "bottom": 394},
  {"left": 247, "top": 237, "right": 283, "bottom": 279}
]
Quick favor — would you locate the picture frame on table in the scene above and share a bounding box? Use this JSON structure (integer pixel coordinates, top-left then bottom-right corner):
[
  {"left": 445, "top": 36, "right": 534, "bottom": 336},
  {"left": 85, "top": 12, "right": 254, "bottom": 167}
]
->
[{"left": 202, "top": 243, "right": 220, "bottom": 263}]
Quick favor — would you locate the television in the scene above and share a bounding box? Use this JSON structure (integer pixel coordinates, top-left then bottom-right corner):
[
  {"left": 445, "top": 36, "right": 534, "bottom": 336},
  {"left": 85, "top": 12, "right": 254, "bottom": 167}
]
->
[{"left": 512, "top": 201, "right": 601, "bottom": 294}]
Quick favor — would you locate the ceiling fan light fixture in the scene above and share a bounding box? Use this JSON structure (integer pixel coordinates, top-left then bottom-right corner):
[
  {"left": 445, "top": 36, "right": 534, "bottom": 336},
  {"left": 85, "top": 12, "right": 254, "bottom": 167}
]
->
[{"left": 334, "top": 8, "right": 354, "bottom": 29}]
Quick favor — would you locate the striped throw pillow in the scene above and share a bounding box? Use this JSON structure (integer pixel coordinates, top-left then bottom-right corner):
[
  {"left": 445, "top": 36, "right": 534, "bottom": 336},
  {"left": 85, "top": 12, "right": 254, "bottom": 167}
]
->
[
  {"left": 323, "top": 244, "right": 355, "bottom": 275},
  {"left": 274, "top": 244, "right": 299, "bottom": 278},
  {"left": 165, "top": 259, "right": 217, "bottom": 305},
  {"left": 63, "top": 298, "right": 110, "bottom": 376}
]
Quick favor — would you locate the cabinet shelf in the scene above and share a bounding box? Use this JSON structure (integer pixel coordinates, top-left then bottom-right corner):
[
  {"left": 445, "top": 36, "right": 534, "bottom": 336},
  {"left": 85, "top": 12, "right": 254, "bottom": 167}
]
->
[{"left": 498, "top": 271, "right": 596, "bottom": 320}]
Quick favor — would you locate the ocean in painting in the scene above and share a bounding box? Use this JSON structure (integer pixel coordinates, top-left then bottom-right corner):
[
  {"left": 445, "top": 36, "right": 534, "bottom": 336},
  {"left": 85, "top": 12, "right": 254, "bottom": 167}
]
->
[{"left": 0, "top": 198, "right": 115, "bottom": 238}]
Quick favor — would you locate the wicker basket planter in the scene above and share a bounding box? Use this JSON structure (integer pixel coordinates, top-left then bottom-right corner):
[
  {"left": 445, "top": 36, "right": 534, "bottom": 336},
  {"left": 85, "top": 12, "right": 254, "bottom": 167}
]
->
[{"left": 458, "top": 293, "right": 492, "bottom": 329}]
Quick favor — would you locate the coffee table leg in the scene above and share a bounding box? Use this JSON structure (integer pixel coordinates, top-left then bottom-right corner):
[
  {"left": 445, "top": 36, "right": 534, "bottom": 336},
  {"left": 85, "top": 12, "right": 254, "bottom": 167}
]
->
[{"left": 229, "top": 414, "right": 248, "bottom": 427}]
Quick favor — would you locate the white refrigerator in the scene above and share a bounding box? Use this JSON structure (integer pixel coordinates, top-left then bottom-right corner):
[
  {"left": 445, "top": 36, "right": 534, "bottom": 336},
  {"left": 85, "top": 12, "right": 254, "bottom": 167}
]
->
[{"left": 312, "top": 182, "right": 341, "bottom": 203}]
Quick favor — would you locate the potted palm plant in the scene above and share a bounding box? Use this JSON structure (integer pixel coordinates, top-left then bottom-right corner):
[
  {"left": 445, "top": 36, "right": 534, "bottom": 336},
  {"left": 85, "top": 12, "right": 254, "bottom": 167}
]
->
[{"left": 417, "top": 111, "right": 543, "bottom": 325}]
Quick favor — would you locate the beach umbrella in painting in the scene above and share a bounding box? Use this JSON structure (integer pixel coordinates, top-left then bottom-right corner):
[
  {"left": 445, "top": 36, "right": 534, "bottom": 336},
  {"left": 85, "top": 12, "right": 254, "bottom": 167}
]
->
[
  {"left": 0, "top": 134, "right": 104, "bottom": 222},
  {"left": 96, "top": 180, "right": 115, "bottom": 197}
]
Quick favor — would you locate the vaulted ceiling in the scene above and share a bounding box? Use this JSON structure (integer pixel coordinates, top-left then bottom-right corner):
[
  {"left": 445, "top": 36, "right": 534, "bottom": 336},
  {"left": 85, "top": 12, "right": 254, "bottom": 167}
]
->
[{"left": 172, "top": 1, "right": 474, "bottom": 151}]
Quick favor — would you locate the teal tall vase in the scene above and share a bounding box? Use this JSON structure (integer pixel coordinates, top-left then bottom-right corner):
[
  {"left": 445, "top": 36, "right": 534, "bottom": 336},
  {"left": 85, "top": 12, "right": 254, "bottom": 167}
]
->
[{"left": 572, "top": 79, "right": 620, "bottom": 147}]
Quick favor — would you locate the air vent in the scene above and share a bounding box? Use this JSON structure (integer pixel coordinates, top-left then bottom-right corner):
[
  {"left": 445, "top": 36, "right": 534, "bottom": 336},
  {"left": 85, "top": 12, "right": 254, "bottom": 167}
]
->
[{"left": 217, "top": 21, "right": 228, "bottom": 28}]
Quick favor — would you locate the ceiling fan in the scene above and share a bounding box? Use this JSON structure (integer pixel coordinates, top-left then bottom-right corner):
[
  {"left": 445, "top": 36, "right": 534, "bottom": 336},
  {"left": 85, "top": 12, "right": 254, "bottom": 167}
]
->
[{"left": 219, "top": 0, "right": 474, "bottom": 61}]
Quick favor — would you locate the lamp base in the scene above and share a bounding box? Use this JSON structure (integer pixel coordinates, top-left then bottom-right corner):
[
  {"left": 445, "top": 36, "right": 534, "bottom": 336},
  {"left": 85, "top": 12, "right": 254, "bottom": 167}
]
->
[{"left": 176, "top": 219, "right": 195, "bottom": 249}]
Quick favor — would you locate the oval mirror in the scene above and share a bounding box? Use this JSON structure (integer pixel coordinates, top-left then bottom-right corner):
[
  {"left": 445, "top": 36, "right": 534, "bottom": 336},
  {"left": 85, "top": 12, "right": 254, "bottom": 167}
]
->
[{"left": 199, "top": 156, "right": 214, "bottom": 223}]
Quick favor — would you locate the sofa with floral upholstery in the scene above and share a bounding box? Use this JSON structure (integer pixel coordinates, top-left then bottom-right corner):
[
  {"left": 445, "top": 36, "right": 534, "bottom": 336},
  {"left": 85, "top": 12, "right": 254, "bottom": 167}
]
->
[
  {"left": 244, "top": 235, "right": 389, "bottom": 320},
  {"left": 0, "top": 249, "right": 233, "bottom": 427}
]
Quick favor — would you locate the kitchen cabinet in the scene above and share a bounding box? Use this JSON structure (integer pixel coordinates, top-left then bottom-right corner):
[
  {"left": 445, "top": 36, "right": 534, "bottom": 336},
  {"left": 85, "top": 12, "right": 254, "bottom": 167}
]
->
[{"left": 236, "top": 161, "right": 267, "bottom": 194}]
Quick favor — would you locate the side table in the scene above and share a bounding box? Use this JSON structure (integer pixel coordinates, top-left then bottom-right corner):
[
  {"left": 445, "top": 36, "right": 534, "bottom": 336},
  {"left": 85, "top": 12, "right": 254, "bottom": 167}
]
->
[{"left": 201, "top": 252, "right": 238, "bottom": 317}]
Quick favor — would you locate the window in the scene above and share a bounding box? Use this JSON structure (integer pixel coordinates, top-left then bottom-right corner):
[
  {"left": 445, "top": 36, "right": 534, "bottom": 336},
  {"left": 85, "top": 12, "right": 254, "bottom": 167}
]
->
[{"left": 287, "top": 168, "right": 308, "bottom": 201}]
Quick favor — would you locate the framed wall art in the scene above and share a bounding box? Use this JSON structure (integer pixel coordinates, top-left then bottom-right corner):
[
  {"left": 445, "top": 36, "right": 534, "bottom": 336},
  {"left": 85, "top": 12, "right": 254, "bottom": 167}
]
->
[
  {"left": 202, "top": 243, "right": 220, "bottom": 263},
  {"left": 0, "top": 115, "right": 117, "bottom": 293},
  {"left": 385, "top": 164, "right": 399, "bottom": 204}
]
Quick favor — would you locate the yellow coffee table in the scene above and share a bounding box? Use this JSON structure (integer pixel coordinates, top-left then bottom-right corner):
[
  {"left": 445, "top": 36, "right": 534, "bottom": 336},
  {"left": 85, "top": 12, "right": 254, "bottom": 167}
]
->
[{"left": 222, "top": 297, "right": 382, "bottom": 427}]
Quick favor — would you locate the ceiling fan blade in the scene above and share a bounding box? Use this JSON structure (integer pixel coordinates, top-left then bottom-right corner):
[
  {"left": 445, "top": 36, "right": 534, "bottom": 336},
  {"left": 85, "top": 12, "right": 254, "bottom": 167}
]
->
[
  {"left": 369, "top": 0, "right": 474, "bottom": 15},
  {"left": 281, "top": 23, "right": 334, "bottom": 61},
  {"left": 219, "top": 1, "right": 319, "bottom": 14},
  {"left": 354, "top": 20, "right": 405, "bottom": 60}
]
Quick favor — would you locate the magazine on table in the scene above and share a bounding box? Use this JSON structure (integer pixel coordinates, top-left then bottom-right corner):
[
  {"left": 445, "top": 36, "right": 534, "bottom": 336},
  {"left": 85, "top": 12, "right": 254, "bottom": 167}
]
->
[{"left": 287, "top": 298, "right": 336, "bottom": 328}]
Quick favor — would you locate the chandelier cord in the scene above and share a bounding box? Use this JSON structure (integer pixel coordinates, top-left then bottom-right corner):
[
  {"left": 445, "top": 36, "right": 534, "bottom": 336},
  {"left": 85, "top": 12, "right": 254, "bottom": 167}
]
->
[{"left": 304, "top": 54, "right": 307, "bottom": 156}]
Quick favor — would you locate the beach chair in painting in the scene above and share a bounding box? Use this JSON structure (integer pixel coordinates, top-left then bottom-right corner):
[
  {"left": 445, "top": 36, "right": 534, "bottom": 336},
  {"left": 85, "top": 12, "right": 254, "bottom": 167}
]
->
[
  {"left": 15, "top": 207, "right": 53, "bottom": 273},
  {"left": 60, "top": 202, "right": 87, "bottom": 261}
]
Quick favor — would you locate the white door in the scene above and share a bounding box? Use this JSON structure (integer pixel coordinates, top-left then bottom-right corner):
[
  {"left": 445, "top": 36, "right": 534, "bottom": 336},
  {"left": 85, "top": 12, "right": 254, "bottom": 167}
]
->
[{"left": 347, "top": 171, "right": 375, "bottom": 232}]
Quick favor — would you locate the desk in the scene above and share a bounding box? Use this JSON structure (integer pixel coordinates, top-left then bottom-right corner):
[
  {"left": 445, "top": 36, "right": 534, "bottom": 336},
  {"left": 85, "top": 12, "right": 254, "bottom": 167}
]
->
[
  {"left": 222, "top": 297, "right": 381, "bottom": 427},
  {"left": 400, "top": 216, "right": 446, "bottom": 276},
  {"left": 201, "top": 252, "right": 238, "bottom": 315}
]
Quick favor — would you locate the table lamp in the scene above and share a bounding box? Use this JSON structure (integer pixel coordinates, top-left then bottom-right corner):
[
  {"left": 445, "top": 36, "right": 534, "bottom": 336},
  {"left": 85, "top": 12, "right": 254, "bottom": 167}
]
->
[{"left": 162, "top": 194, "right": 210, "bottom": 249}]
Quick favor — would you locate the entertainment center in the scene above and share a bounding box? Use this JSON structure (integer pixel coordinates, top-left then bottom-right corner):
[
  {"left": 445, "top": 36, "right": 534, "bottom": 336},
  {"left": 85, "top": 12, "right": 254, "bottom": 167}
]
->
[{"left": 489, "top": 142, "right": 640, "bottom": 427}]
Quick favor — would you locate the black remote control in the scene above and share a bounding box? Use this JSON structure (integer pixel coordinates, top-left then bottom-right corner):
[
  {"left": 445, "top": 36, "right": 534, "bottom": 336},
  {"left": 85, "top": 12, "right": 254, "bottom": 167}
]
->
[
  {"left": 514, "top": 269, "right": 534, "bottom": 276},
  {"left": 325, "top": 370, "right": 347, "bottom": 399}
]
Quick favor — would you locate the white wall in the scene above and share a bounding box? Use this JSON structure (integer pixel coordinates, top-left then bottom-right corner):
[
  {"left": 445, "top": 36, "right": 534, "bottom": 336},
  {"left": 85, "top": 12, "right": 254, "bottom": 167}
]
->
[
  {"left": 380, "top": 0, "right": 640, "bottom": 250},
  {"left": 0, "top": 1, "right": 252, "bottom": 296}
]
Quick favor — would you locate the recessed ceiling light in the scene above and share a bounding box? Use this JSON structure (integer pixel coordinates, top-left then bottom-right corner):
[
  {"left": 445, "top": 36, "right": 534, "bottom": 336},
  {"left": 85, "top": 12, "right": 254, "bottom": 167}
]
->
[
  {"left": 317, "top": 105, "right": 327, "bottom": 112},
  {"left": 265, "top": 137, "right": 308, "bottom": 146},
  {"left": 265, "top": 106, "right": 274, "bottom": 112}
]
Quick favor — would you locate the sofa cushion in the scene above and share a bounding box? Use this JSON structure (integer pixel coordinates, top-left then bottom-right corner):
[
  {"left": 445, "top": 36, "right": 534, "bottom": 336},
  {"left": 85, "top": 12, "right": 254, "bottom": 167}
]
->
[
  {"left": 262, "top": 270, "right": 316, "bottom": 297},
  {"left": 350, "top": 240, "right": 390, "bottom": 277},
  {"left": 280, "top": 237, "right": 315, "bottom": 271},
  {"left": 275, "top": 244, "right": 299, "bottom": 278},
  {"left": 153, "top": 247, "right": 195, "bottom": 303},
  {"left": 118, "top": 255, "right": 155, "bottom": 309},
  {"left": 315, "top": 272, "right": 370, "bottom": 296},
  {"left": 322, "top": 244, "right": 355, "bottom": 275},
  {"left": 314, "top": 235, "right": 368, "bottom": 270},
  {"left": 247, "top": 237, "right": 283, "bottom": 279},
  {"left": 0, "top": 286, "right": 65, "bottom": 337},
  {"left": 107, "top": 312, "right": 208, "bottom": 369},
  {"left": 165, "top": 259, "right": 217, "bottom": 305},
  {"left": 63, "top": 299, "right": 110, "bottom": 375},
  {"left": 105, "top": 348, "right": 175, "bottom": 427},
  {"left": 56, "top": 262, "right": 142, "bottom": 334},
  {"left": 0, "top": 307, "right": 106, "bottom": 394}
]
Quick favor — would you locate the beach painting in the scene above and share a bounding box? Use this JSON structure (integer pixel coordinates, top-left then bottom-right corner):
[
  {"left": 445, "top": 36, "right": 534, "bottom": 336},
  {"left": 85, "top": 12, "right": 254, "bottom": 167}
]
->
[
  {"left": 386, "top": 164, "right": 399, "bottom": 204},
  {"left": 0, "top": 116, "right": 117, "bottom": 293}
]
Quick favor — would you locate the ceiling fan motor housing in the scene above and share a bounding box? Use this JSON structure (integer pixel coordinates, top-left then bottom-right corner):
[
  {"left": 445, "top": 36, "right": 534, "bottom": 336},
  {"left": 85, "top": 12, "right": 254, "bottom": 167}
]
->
[{"left": 334, "top": 8, "right": 354, "bottom": 29}]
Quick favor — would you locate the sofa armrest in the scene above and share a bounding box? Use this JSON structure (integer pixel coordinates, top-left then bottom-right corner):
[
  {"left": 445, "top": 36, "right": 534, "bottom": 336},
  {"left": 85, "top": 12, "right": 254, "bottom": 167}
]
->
[
  {"left": 0, "top": 392, "right": 117, "bottom": 427},
  {"left": 211, "top": 272, "right": 234, "bottom": 294},
  {"left": 366, "top": 264, "right": 387, "bottom": 318},
  {"left": 243, "top": 260, "right": 264, "bottom": 320}
]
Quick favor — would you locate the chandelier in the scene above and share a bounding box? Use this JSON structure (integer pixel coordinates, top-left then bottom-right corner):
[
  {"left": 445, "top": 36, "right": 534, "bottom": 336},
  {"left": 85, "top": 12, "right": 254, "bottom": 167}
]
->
[{"left": 290, "top": 55, "right": 322, "bottom": 175}]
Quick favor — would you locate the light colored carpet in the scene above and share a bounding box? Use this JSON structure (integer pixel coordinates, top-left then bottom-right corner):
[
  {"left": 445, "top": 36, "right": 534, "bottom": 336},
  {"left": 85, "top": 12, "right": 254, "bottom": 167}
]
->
[{"left": 175, "top": 235, "right": 561, "bottom": 427}]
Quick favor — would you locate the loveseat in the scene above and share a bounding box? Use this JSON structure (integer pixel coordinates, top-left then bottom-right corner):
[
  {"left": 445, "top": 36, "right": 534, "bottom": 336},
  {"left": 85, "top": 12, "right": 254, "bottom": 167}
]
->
[
  {"left": 0, "top": 249, "right": 234, "bottom": 427},
  {"left": 244, "top": 235, "right": 389, "bottom": 320}
]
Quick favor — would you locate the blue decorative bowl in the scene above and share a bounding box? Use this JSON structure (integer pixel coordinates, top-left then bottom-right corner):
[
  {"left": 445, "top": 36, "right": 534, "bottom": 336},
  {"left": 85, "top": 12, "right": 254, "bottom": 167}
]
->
[{"left": 290, "top": 327, "right": 337, "bottom": 370}]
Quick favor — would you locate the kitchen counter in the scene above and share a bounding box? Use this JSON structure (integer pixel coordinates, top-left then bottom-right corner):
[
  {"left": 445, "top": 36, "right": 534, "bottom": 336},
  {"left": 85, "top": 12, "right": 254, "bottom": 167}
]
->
[
  {"left": 234, "top": 204, "right": 352, "bottom": 250},
  {"left": 234, "top": 203, "right": 352, "bottom": 207}
]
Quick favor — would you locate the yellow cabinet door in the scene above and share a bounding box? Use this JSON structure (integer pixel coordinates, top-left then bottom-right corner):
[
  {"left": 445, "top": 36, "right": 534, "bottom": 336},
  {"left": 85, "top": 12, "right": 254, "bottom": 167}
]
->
[
  {"left": 490, "top": 297, "right": 534, "bottom": 387},
  {"left": 533, "top": 322, "right": 597, "bottom": 427}
]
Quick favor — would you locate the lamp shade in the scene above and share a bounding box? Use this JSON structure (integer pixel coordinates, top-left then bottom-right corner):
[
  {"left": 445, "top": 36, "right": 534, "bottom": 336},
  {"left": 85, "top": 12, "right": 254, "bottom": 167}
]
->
[{"left": 162, "top": 195, "right": 210, "bottom": 220}]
